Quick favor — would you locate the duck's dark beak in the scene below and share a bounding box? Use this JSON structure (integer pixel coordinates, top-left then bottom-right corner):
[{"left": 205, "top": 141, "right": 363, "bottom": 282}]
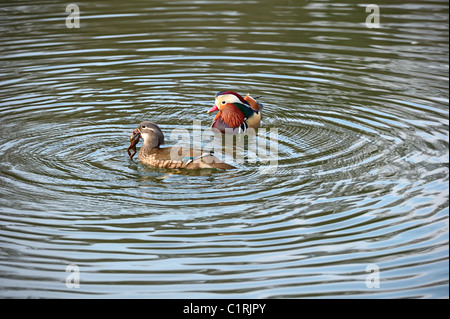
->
[{"left": 207, "top": 105, "right": 219, "bottom": 113}]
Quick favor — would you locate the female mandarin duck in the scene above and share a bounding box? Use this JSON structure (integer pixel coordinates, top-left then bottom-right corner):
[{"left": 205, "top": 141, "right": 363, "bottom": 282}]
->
[
  {"left": 127, "top": 121, "right": 235, "bottom": 170},
  {"left": 207, "top": 91, "right": 263, "bottom": 134}
]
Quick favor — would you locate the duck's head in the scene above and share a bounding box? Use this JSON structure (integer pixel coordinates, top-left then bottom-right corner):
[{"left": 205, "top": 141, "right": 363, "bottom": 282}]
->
[
  {"left": 137, "top": 121, "right": 164, "bottom": 148},
  {"left": 207, "top": 91, "right": 249, "bottom": 113}
]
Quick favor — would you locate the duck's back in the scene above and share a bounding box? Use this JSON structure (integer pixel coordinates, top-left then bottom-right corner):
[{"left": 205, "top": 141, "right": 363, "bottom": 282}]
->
[{"left": 139, "top": 147, "right": 235, "bottom": 170}]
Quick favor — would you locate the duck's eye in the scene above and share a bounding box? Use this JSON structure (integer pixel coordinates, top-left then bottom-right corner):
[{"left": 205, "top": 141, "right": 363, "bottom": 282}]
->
[
  {"left": 142, "top": 125, "right": 146, "bottom": 128},
  {"left": 221, "top": 100, "right": 226, "bottom": 104}
]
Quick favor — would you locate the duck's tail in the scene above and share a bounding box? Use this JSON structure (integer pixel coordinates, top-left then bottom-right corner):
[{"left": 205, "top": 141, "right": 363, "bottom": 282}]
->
[{"left": 184, "top": 152, "right": 236, "bottom": 170}]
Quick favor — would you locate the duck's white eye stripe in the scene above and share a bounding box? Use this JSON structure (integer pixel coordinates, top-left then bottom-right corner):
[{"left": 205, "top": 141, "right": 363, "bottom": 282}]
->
[{"left": 141, "top": 125, "right": 155, "bottom": 133}]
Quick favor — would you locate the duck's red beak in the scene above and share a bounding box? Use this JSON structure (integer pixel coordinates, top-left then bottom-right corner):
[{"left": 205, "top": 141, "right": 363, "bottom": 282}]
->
[{"left": 207, "top": 105, "right": 219, "bottom": 113}]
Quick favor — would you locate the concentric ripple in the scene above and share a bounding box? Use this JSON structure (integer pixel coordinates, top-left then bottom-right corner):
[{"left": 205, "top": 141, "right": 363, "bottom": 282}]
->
[{"left": 0, "top": 0, "right": 448, "bottom": 298}]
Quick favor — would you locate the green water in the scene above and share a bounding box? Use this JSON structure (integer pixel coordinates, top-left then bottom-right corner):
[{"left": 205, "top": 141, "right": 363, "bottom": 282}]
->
[{"left": 0, "top": 0, "right": 448, "bottom": 298}]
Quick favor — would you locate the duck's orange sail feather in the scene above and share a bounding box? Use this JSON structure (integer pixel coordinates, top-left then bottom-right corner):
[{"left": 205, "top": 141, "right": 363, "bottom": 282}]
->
[{"left": 244, "top": 94, "right": 259, "bottom": 111}]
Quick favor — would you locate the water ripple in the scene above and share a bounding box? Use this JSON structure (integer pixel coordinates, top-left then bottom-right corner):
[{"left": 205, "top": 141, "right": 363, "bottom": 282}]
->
[{"left": 0, "top": 0, "right": 448, "bottom": 298}]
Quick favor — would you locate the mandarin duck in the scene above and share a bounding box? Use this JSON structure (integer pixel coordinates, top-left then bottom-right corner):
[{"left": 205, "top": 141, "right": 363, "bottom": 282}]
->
[
  {"left": 127, "top": 121, "right": 235, "bottom": 170},
  {"left": 207, "top": 91, "right": 263, "bottom": 134}
]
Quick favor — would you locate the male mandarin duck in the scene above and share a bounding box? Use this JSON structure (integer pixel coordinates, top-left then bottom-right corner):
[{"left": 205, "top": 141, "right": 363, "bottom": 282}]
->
[
  {"left": 127, "top": 121, "right": 235, "bottom": 170},
  {"left": 207, "top": 91, "right": 263, "bottom": 134}
]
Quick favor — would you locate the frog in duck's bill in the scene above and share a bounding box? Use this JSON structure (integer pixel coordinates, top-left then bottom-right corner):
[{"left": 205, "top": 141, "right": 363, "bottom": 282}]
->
[{"left": 127, "top": 128, "right": 141, "bottom": 159}]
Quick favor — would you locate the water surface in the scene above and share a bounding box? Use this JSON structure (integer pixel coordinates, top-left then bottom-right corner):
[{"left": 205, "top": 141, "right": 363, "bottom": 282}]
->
[{"left": 0, "top": 0, "right": 448, "bottom": 298}]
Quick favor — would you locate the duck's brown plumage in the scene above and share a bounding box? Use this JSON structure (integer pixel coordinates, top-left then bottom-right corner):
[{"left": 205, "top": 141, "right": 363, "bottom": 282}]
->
[
  {"left": 138, "top": 146, "right": 234, "bottom": 170},
  {"left": 130, "top": 121, "right": 235, "bottom": 170},
  {"left": 215, "top": 103, "right": 246, "bottom": 128}
]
